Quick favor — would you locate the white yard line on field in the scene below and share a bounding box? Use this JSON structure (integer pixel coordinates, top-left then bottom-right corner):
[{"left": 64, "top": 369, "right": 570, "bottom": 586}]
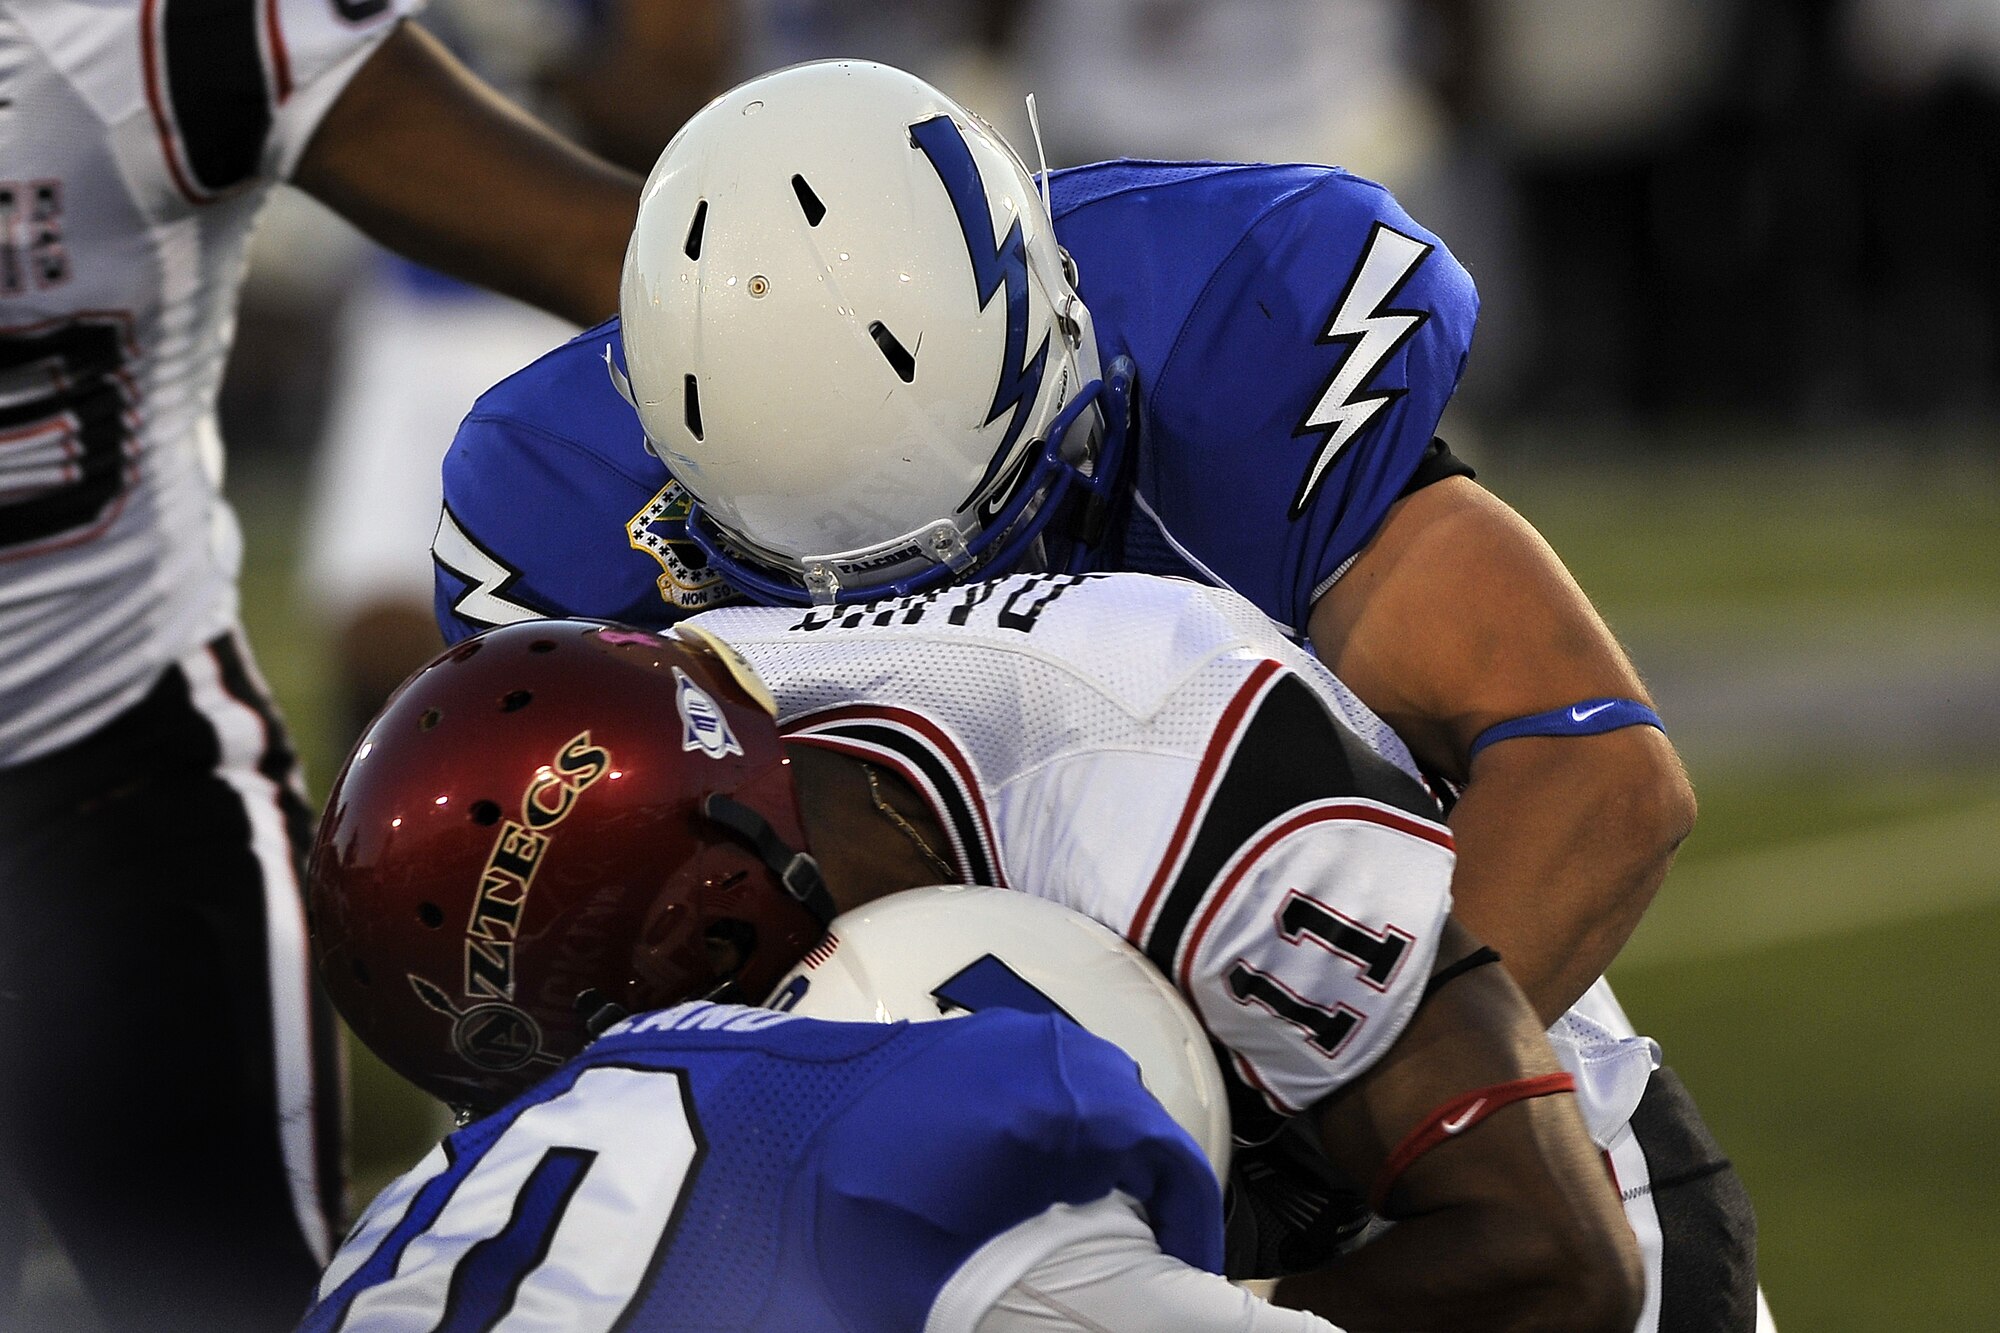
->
[{"left": 1614, "top": 797, "right": 2000, "bottom": 969}]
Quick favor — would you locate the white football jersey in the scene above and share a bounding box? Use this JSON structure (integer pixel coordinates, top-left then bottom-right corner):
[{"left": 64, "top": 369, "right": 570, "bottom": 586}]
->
[
  {"left": 687, "top": 572, "right": 1456, "bottom": 1120},
  {"left": 0, "top": 0, "right": 420, "bottom": 765}
]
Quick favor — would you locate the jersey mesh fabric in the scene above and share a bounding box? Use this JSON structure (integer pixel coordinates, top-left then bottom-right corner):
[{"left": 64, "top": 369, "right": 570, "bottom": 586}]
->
[
  {"left": 627, "top": 1029, "right": 906, "bottom": 1327},
  {"left": 1047, "top": 160, "right": 1247, "bottom": 213},
  {"left": 714, "top": 578, "right": 1420, "bottom": 785},
  {"left": 772, "top": 642, "right": 1253, "bottom": 777}
]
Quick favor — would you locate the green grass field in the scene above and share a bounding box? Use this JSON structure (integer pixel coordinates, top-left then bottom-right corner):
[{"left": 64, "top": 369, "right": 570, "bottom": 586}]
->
[
  {"left": 234, "top": 441, "right": 2000, "bottom": 1330},
  {"left": 1502, "top": 447, "right": 2000, "bottom": 1330}
]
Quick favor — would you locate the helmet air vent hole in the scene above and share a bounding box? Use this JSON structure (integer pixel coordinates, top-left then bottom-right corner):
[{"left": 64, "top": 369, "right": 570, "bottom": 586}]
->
[
  {"left": 417, "top": 902, "right": 444, "bottom": 929},
  {"left": 869, "top": 322, "right": 916, "bottom": 382},
  {"left": 791, "top": 175, "right": 826, "bottom": 226},
  {"left": 529, "top": 638, "right": 558, "bottom": 654},
  {"left": 419, "top": 708, "right": 442, "bottom": 731},
  {"left": 469, "top": 800, "right": 501, "bottom": 826},
  {"left": 500, "top": 689, "right": 533, "bottom": 712},
  {"left": 684, "top": 200, "right": 707, "bottom": 260},
  {"left": 451, "top": 642, "right": 481, "bottom": 663},
  {"left": 685, "top": 375, "right": 704, "bottom": 440}
]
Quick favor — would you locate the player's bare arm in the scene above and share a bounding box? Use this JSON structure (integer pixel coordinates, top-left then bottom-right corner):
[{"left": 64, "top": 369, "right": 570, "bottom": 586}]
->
[
  {"left": 1309, "top": 477, "right": 1697, "bottom": 1023},
  {"left": 293, "top": 21, "right": 640, "bottom": 328},
  {"left": 1277, "top": 918, "right": 1644, "bottom": 1331},
  {"left": 548, "top": 0, "right": 736, "bottom": 175}
]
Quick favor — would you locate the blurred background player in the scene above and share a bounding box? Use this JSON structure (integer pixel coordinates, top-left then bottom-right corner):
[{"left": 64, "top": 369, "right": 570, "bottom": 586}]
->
[
  {"left": 0, "top": 3, "right": 647, "bottom": 1327},
  {"left": 297, "top": 0, "right": 733, "bottom": 747},
  {"left": 303, "top": 886, "right": 1348, "bottom": 1332},
  {"left": 308, "top": 590, "right": 1644, "bottom": 1330}
]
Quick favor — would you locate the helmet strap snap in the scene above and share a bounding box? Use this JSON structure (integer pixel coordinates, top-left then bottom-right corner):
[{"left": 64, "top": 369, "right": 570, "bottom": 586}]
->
[{"left": 701, "top": 792, "right": 837, "bottom": 925}]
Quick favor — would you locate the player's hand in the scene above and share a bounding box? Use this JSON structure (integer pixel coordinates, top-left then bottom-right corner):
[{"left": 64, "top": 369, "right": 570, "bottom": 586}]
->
[{"left": 1223, "top": 1118, "right": 1371, "bottom": 1280}]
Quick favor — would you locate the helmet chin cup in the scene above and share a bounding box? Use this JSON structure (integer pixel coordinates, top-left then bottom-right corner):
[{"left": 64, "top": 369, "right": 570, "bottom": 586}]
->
[{"left": 687, "top": 358, "right": 1131, "bottom": 607}]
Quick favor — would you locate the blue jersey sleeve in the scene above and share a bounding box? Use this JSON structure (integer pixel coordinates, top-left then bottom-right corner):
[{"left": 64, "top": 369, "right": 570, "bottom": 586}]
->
[
  {"left": 812, "top": 1011, "right": 1225, "bottom": 1331},
  {"left": 1055, "top": 163, "right": 1479, "bottom": 635},
  {"left": 432, "top": 318, "right": 741, "bottom": 644}
]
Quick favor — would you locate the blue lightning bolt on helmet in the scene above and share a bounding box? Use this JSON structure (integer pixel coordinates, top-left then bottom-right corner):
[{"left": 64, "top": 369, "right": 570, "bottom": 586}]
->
[{"left": 617, "top": 59, "right": 1126, "bottom": 606}]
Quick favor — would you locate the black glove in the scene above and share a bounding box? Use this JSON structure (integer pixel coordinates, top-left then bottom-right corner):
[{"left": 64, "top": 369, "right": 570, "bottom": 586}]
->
[{"left": 1222, "top": 1116, "right": 1373, "bottom": 1280}]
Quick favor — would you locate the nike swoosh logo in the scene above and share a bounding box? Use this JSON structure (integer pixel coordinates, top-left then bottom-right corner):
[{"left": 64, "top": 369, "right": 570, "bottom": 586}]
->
[
  {"left": 1570, "top": 702, "right": 1616, "bottom": 723},
  {"left": 1440, "top": 1099, "right": 1486, "bottom": 1134}
]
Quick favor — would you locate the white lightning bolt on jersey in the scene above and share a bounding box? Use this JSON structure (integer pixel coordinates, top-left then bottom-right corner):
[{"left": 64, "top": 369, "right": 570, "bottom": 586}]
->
[
  {"left": 0, "top": 0, "right": 420, "bottom": 765},
  {"left": 1291, "top": 222, "right": 1432, "bottom": 519},
  {"left": 686, "top": 572, "right": 1455, "bottom": 1119}
]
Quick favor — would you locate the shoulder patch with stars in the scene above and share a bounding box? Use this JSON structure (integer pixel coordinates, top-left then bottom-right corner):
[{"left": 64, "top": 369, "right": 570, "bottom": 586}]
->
[{"left": 627, "top": 480, "right": 741, "bottom": 612}]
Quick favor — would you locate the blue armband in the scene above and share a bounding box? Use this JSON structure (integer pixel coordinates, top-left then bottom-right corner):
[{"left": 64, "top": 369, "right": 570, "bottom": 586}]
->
[{"left": 1468, "top": 698, "right": 1664, "bottom": 761}]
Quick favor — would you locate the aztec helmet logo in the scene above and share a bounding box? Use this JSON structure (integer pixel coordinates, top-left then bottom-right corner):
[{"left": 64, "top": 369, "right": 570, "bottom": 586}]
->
[
  {"left": 408, "top": 977, "right": 551, "bottom": 1076},
  {"left": 406, "top": 729, "right": 611, "bottom": 1074}
]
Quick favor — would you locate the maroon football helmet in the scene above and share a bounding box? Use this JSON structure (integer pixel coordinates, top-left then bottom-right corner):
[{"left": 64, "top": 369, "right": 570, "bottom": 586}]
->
[{"left": 307, "top": 619, "right": 832, "bottom": 1111}]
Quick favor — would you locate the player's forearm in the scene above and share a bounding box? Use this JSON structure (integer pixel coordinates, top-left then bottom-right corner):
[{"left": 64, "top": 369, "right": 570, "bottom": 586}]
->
[
  {"left": 1284, "top": 920, "right": 1643, "bottom": 1332},
  {"left": 1272, "top": 1173, "right": 1640, "bottom": 1333},
  {"left": 1448, "top": 727, "right": 1694, "bottom": 1022},
  {"left": 549, "top": 0, "right": 736, "bottom": 174},
  {"left": 295, "top": 22, "right": 641, "bottom": 327},
  {"left": 981, "top": 1216, "right": 1347, "bottom": 1333}
]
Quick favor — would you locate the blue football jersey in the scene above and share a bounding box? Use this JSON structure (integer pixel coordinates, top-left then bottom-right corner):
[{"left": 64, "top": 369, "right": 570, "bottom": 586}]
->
[
  {"left": 301, "top": 1003, "right": 1222, "bottom": 1333},
  {"left": 433, "top": 161, "right": 1477, "bottom": 643}
]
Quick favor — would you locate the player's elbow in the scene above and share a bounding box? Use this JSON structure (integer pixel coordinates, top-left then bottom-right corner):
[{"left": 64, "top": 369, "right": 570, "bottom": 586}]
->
[
  {"left": 1489, "top": 1206, "right": 1645, "bottom": 1333},
  {"left": 1614, "top": 732, "right": 1697, "bottom": 881},
  {"left": 1564, "top": 727, "right": 1696, "bottom": 919},
  {"left": 1544, "top": 1224, "right": 1645, "bottom": 1333}
]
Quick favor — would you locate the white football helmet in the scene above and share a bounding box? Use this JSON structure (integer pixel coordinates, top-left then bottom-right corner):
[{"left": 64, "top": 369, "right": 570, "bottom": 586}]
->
[
  {"left": 765, "top": 885, "right": 1231, "bottom": 1180},
  {"left": 618, "top": 60, "right": 1128, "bottom": 606}
]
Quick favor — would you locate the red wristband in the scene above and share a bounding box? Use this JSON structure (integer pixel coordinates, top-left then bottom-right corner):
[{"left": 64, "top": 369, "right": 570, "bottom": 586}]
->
[{"left": 1368, "top": 1072, "right": 1577, "bottom": 1214}]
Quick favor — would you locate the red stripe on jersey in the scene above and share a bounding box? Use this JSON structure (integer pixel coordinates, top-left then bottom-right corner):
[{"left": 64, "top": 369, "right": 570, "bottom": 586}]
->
[
  {"left": 1125, "top": 659, "right": 1283, "bottom": 948},
  {"left": 1176, "top": 800, "right": 1453, "bottom": 996},
  {"left": 1227, "top": 1046, "right": 1303, "bottom": 1118},
  {"left": 263, "top": 0, "right": 293, "bottom": 102},
  {"left": 139, "top": 0, "right": 208, "bottom": 205},
  {"left": 783, "top": 731, "right": 980, "bottom": 884},
  {"left": 781, "top": 704, "right": 1002, "bottom": 887}
]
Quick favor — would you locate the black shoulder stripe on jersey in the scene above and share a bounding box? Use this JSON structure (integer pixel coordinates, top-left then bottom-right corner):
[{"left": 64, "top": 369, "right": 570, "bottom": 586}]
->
[
  {"left": 1141, "top": 672, "right": 1440, "bottom": 978},
  {"left": 798, "top": 719, "right": 999, "bottom": 886},
  {"left": 161, "top": 0, "right": 272, "bottom": 196}
]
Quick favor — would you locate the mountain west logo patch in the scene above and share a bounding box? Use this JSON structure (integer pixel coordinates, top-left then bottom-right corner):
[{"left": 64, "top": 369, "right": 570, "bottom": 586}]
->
[{"left": 676, "top": 668, "right": 742, "bottom": 759}]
